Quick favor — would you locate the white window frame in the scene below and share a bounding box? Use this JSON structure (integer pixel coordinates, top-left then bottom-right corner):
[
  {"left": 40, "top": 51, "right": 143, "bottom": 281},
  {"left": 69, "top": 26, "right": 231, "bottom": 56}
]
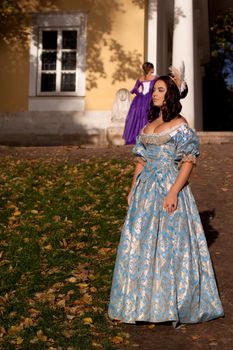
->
[
  {"left": 29, "top": 12, "right": 86, "bottom": 111},
  {"left": 38, "top": 27, "right": 80, "bottom": 96}
]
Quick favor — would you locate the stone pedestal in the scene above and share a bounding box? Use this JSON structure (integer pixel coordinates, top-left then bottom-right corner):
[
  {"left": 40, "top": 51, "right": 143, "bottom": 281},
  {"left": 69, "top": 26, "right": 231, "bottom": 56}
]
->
[
  {"left": 106, "top": 126, "right": 125, "bottom": 146},
  {"left": 107, "top": 88, "right": 131, "bottom": 146}
]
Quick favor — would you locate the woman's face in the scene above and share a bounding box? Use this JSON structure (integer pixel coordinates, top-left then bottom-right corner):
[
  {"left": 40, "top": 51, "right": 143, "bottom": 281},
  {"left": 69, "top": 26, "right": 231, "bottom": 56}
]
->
[
  {"left": 148, "top": 68, "right": 154, "bottom": 75},
  {"left": 152, "top": 79, "right": 167, "bottom": 107}
]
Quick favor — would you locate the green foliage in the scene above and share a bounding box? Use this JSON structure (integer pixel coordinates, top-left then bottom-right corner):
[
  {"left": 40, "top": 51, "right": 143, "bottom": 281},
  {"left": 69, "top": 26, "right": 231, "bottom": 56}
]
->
[
  {"left": 203, "top": 9, "right": 233, "bottom": 131},
  {"left": 210, "top": 9, "right": 233, "bottom": 82},
  {"left": 0, "top": 158, "right": 134, "bottom": 349},
  {"left": 0, "top": 0, "right": 56, "bottom": 47}
]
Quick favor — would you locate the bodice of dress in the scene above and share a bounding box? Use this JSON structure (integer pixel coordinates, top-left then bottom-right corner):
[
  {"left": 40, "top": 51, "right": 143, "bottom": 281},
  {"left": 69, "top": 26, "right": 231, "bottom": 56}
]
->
[
  {"left": 142, "top": 81, "right": 150, "bottom": 95},
  {"left": 133, "top": 123, "right": 200, "bottom": 182}
]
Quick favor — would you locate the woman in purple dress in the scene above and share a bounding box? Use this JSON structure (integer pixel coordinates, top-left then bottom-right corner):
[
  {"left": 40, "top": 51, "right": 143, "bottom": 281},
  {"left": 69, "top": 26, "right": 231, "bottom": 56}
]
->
[{"left": 123, "top": 62, "right": 157, "bottom": 145}]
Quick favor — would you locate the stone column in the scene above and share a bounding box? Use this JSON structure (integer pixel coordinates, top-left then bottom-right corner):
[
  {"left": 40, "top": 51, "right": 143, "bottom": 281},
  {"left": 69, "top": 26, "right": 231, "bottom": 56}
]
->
[
  {"left": 146, "top": 0, "right": 158, "bottom": 69},
  {"left": 172, "top": 0, "right": 195, "bottom": 128}
]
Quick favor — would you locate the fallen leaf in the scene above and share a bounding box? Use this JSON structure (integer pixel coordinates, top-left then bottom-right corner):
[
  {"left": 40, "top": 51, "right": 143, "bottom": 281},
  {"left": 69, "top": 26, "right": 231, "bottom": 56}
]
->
[
  {"left": 61, "top": 238, "right": 68, "bottom": 248},
  {"left": 36, "top": 329, "right": 47, "bottom": 342},
  {"left": 76, "top": 242, "right": 86, "bottom": 249},
  {"left": 67, "top": 314, "right": 75, "bottom": 320},
  {"left": 31, "top": 209, "right": 39, "bottom": 214},
  {"left": 208, "top": 336, "right": 217, "bottom": 342},
  {"left": 28, "top": 308, "right": 40, "bottom": 317},
  {"left": 22, "top": 317, "right": 34, "bottom": 327},
  {"left": 81, "top": 293, "right": 92, "bottom": 304},
  {"left": 46, "top": 293, "right": 56, "bottom": 303},
  {"left": 112, "top": 336, "right": 124, "bottom": 344},
  {"left": 44, "top": 244, "right": 53, "bottom": 251},
  {"left": 192, "top": 335, "right": 201, "bottom": 341},
  {"left": 99, "top": 247, "right": 112, "bottom": 255},
  {"left": 88, "top": 274, "right": 97, "bottom": 281},
  {"left": 148, "top": 324, "right": 155, "bottom": 329},
  {"left": 0, "top": 326, "right": 6, "bottom": 337},
  {"left": 56, "top": 299, "right": 66, "bottom": 308},
  {"left": 16, "top": 337, "right": 24, "bottom": 345},
  {"left": 77, "top": 282, "right": 89, "bottom": 288},
  {"left": 8, "top": 325, "right": 21, "bottom": 335},
  {"left": 83, "top": 317, "right": 93, "bottom": 325},
  {"left": 6, "top": 204, "right": 17, "bottom": 209},
  {"left": 66, "top": 277, "right": 77, "bottom": 283}
]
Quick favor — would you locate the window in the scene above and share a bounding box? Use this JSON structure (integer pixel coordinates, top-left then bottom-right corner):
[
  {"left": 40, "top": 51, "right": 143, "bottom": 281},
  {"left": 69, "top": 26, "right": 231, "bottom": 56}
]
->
[
  {"left": 29, "top": 13, "right": 86, "bottom": 111},
  {"left": 38, "top": 29, "right": 79, "bottom": 95}
]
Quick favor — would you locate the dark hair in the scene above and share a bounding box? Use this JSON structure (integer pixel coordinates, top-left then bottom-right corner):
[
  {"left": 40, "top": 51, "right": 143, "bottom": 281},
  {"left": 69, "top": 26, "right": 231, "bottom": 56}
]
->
[
  {"left": 142, "top": 62, "right": 154, "bottom": 75},
  {"left": 148, "top": 75, "right": 184, "bottom": 123}
]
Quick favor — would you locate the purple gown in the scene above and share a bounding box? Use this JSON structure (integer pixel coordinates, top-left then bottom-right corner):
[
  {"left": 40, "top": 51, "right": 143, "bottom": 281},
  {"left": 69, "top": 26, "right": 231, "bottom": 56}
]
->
[{"left": 123, "top": 78, "right": 156, "bottom": 145}]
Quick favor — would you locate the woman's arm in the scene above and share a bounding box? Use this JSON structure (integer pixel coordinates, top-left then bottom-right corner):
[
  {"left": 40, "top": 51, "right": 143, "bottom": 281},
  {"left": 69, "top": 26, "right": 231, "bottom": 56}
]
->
[
  {"left": 163, "top": 162, "right": 194, "bottom": 214},
  {"left": 130, "top": 79, "right": 141, "bottom": 95},
  {"left": 127, "top": 162, "right": 144, "bottom": 205}
]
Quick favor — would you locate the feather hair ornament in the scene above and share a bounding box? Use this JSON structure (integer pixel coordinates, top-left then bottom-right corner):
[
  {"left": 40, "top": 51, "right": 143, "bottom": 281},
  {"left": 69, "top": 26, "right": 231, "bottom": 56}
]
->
[
  {"left": 169, "top": 61, "right": 188, "bottom": 98},
  {"left": 168, "top": 61, "right": 185, "bottom": 91}
]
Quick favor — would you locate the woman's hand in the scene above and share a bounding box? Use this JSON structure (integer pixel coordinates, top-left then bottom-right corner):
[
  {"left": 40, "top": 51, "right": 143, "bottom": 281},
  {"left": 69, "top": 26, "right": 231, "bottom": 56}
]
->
[{"left": 163, "top": 189, "right": 178, "bottom": 214}]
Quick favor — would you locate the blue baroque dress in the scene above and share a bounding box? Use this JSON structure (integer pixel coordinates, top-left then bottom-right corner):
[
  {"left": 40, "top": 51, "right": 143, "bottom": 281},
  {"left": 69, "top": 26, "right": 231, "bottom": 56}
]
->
[{"left": 108, "top": 123, "right": 224, "bottom": 325}]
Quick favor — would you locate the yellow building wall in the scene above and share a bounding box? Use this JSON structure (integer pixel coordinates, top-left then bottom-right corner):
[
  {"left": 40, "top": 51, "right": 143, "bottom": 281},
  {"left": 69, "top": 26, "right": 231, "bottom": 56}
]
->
[
  {"left": 0, "top": 0, "right": 145, "bottom": 112},
  {"left": 0, "top": 43, "right": 30, "bottom": 112}
]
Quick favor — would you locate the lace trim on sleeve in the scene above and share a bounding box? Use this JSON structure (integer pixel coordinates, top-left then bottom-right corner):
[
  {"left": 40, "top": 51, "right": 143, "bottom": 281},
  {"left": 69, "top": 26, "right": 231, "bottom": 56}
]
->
[{"left": 178, "top": 154, "right": 197, "bottom": 169}]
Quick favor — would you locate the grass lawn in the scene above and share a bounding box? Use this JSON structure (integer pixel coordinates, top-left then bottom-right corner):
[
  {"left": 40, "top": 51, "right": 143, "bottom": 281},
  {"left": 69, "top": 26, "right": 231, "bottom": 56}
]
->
[{"left": 0, "top": 158, "right": 134, "bottom": 350}]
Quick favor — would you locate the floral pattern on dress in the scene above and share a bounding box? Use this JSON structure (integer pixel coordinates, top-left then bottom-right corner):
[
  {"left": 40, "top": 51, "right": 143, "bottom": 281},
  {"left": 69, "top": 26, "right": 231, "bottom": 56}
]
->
[{"left": 108, "top": 124, "right": 224, "bottom": 324}]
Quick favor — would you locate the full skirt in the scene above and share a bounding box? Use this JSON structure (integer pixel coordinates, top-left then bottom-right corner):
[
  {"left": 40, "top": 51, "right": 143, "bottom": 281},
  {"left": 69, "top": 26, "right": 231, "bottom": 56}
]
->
[
  {"left": 122, "top": 93, "right": 151, "bottom": 145},
  {"left": 108, "top": 171, "right": 224, "bottom": 324}
]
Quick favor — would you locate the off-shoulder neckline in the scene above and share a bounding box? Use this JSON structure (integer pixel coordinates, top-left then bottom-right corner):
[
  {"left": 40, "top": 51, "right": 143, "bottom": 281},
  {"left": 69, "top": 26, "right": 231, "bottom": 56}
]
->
[{"left": 141, "top": 122, "right": 188, "bottom": 136}]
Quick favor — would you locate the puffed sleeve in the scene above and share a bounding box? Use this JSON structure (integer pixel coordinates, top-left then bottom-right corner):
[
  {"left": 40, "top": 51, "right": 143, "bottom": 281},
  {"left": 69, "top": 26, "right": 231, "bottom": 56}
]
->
[
  {"left": 130, "top": 80, "right": 141, "bottom": 96},
  {"left": 132, "top": 136, "right": 147, "bottom": 166},
  {"left": 174, "top": 125, "right": 200, "bottom": 168}
]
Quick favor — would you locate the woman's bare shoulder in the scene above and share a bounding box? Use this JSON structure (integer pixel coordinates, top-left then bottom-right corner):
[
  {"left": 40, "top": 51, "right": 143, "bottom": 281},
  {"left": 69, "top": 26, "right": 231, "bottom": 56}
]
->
[
  {"left": 138, "top": 76, "right": 145, "bottom": 82},
  {"left": 173, "top": 116, "right": 189, "bottom": 126}
]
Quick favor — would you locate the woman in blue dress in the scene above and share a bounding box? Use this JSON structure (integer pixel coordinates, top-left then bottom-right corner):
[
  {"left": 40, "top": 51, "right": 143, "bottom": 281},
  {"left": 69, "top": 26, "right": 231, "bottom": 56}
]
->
[{"left": 108, "top": 73, "right": 224, "bottom": 327}]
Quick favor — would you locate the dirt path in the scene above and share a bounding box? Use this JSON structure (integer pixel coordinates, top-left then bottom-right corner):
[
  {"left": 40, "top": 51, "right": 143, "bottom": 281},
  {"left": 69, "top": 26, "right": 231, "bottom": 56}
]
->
[
  {"left": 0, "top": 145, "right": 134, "bottom": 162},
  {"left": 1, "top": 144, "right": 233, "bottom": 350}
]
